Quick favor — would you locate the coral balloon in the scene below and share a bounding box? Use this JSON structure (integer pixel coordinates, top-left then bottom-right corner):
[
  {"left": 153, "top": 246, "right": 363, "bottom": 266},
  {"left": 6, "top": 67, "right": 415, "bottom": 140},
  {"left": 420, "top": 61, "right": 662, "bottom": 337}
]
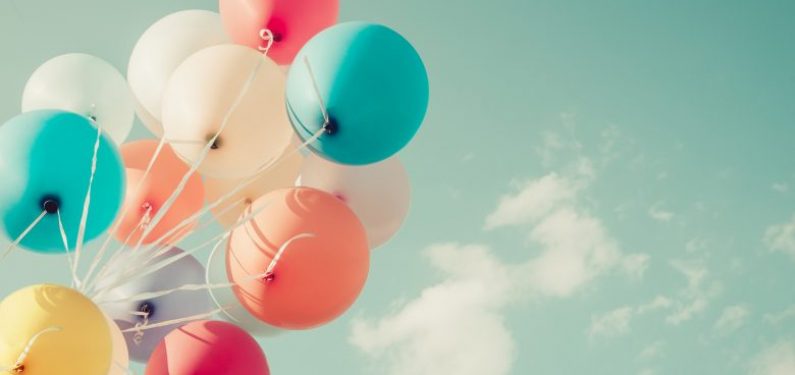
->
[
  {"left": 22, "top": 53, "right": 135, "bottom": 144},
  {"left": 145, "top": 320, "right": 269, "bottom": 375},
  {"left": 104, "top": 313, "right": 130, "bottom": 375},
  {"left": 219, "top": 0, "right": 339, "bottom": 65},
  {"left": 115, "top": 140, "right": 204, "bottom": 245},
  {"left": 0, "top": 284, "right": 112, "bottom": 375},
  {"left": 204, "top": 144, "right": 303, "bottom": 228},
  {"left": 97, "top": 248, "right": 213, "bottom": 363},
  {"left": 0, "top": 110, "right": 125, "bottom": 252},
  {"left": 206, "top": 238, "right": 283, "bottom": 337},
  {"left": 128, "top": 10, "right": 229, "bottom": 136},
  {"left": 227, "top": 187, "right": 369, "bottom": 329},
  {"left": 286, "top": 22, "right": 429, "bottom": 165},
  {"left": 298, "top": 155, "right": 410, "bottom": 248},
  {"left": 162, "top": 44, "right": 293, "bottom": 179}
]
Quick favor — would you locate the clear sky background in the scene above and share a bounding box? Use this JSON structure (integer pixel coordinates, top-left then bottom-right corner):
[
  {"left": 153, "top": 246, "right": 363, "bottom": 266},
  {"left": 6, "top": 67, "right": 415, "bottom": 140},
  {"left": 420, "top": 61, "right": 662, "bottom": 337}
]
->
[{"left": 1, "top": 1, "right": 795, "bottom": 374}]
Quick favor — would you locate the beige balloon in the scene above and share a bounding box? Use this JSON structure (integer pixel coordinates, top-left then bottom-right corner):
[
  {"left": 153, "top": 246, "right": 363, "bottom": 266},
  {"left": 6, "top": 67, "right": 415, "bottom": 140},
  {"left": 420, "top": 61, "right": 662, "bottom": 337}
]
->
[
  {"left": 204, "top": 145, "right": 303, "bottom": 228},
  {"left": 104, "top": 313, "right": 130, "bottom": 375},
  {"left": 162, "top": 44, "right": 293, "bottom": 179}
]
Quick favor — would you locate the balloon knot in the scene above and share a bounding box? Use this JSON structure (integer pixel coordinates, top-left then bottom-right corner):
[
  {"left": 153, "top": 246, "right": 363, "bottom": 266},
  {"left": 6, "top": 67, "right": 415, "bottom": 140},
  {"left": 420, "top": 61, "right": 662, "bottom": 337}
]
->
[
  {"left": 41, "top": 197, "right": 60, "bottom": 214},
  {"left": 323, "top": 117, "right": 338, "bottom": 135},
  {"left": 263, "top": 272, "right": 276, "bottom": 282},
  {"left": 11, "top": 363, "right": 24, "bottom": 373}
]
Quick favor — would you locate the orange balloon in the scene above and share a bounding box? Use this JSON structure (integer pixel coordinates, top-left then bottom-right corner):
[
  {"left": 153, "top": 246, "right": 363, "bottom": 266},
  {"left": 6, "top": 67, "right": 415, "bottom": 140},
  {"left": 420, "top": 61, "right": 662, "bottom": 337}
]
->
[
  {"left": 226, "top": 187, "right": 369, "bottom": 329},
  {"left": 115, "top": 140, "right": 204, "bottom": 245}
]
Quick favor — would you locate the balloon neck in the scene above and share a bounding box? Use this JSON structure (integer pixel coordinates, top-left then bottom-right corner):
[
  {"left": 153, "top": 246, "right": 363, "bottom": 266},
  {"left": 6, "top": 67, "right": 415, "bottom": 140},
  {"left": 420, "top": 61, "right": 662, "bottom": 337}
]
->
[
  {"left": 263, "top": 272, "right": 276, "bottom": 282},
  {"left": 41, "top": 197, "right": 60, "bottom": 214},
  {"left": 206, "top": 134, "right": 222, "bottom": 150},
  {"left": 88, "top": 115, "right": 97, "bottom": 122},
  {"left": 11, "top": 363, "right": 24, "bottom": 373},
  {"left": 324, "top": 117, "right": 339, "bottom": 135},
  {"left": 137, "top": 301, "right": 154, "bottom": 318}
]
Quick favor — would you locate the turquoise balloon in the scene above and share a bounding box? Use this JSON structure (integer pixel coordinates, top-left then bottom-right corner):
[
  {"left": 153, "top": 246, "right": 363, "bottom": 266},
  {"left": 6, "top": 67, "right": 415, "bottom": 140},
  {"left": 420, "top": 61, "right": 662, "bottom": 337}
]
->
[
  {"left": 286, "top": 22, "right": 429, "bottom": 165},
  {"left": 0, "top": 110, "right": 125, "bottom": 253}
]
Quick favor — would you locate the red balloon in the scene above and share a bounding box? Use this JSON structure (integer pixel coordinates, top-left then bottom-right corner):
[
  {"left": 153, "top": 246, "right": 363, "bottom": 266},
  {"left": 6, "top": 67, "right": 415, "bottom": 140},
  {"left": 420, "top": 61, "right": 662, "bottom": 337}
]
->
[
  {"left": 219, "top": 0, "right": 339, "bottom": 65},
  {"left": 226, "top": 187, "right": 369, "bottom": 329},
  {"left": 145, "top": 320, "right": 269, "bottom": 375}
]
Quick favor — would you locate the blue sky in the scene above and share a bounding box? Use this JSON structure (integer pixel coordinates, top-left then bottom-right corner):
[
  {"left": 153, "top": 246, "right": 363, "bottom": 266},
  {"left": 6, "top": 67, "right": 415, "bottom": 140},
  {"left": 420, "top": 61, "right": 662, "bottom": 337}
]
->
[{"left": 1, "top": 0, "right": 794, "bottom": 374}]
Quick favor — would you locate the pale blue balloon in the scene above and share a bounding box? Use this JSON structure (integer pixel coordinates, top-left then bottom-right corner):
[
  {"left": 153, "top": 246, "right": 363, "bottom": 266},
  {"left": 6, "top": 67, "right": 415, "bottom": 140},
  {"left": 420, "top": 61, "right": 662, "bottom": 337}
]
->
[
  {"left": 286, "top": 22, "right": 429, "bottom": 165},
  {"left": 0, "top": 110, "right": 125, "bottom": 252}
]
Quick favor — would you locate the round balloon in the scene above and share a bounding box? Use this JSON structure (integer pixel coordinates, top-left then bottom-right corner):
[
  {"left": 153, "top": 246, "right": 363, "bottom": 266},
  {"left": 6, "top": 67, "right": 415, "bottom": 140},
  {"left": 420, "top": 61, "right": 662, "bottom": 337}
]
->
[
  {"left": 203, "top": 143, "right": 303, "bottom": 228},
  {"left": 286, "top": 22, "right": 429, "bottom": 165},
  {"left": 206, "top": 236, "right": 283, "bottom": 337},
  {"left": 22, "top": 53, "right": 135, "bottom": 144},
  {"left": 162, "top": 44, "right": 293, "bottom": 179},
  {"left": 97, "top": 247, "right": 213, "bottom": 363},
  {"left": 115, "top": 140, "right": 205, "bottom": 245},
  {"left": 298, "top": 155, "right": 410, "bottom": 248},
  {"left": 128, "top": 10, "right": 229, "bottom": 136},
  {"left": 145, "top": 320, "right": 269, "bottom": 375},
  {"left": 0, "top": 110, "right": 125, "bottom": 252},
  {"left": 104, "top": 313, "right": 130, "bottom": 375},
  {"left": 219, "top": 0, "right": 339, "bottom": 65},
  {"left": 227, "top": 187, "right": 369, "bottom": 329},
  {"left": 0, "top": 284, "right": 112, "bottom": 375}
]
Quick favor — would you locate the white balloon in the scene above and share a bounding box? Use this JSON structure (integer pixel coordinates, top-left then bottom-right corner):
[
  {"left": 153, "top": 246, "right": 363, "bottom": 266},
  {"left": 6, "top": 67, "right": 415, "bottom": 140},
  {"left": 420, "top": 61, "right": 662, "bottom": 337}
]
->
[
  {"left": 298, "top": 155, "right": 411, "bottom": 248},
  {"left": 22, "top": 53, "right": 134, "bottom": 144},
  {"left": 103, "top": 313, "right": 130, "bottom": 375},
  {"left": 205, "top": 238, "right": 283, "bottom": 338},
  {"left": 162, "top": 44, "right": 293, "bottom": 179},
  {"left": 127, "top": 10, "right": 228, "bottom": 136}
]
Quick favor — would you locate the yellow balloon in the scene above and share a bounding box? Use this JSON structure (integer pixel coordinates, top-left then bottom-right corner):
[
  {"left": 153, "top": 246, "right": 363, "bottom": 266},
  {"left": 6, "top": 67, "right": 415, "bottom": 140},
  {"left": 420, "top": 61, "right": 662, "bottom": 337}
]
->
[
  {"left": 104, "top": 313, "right": 128, "bottom": 375},
  {"left": 0, "top": 284, "right": 111, "bottom": 375}
]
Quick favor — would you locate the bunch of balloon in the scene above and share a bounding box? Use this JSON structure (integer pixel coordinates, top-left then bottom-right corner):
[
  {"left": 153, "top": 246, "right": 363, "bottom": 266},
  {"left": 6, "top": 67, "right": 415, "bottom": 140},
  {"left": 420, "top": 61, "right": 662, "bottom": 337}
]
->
[{"left": 0, "top": 0, "right": 429, "bottom": 373}]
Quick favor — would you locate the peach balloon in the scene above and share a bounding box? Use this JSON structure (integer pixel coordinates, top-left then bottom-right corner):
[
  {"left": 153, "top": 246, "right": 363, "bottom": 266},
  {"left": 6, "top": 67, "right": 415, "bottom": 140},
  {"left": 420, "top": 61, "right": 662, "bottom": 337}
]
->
[
  {"left": 145, "top": 320, "right": 269, "bottom": 375},
  {"left": 219, "top": 0, "right": 339, "bottom": 65},
  {"left": 226, "top": 187, "right": 369, "bottom": 329},
  {"left": 115, "top": 140, "right": 204, "bottom": 245},
  {"left": 204, "top": 144, "right": 303, "bottom": 228}
]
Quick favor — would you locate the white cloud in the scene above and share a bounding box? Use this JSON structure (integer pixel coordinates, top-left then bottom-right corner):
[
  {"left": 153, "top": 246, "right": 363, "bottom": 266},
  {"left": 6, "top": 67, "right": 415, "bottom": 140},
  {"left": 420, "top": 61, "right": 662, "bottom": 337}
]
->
[
  {"left": 772, "top": 183, "right": 789, "bottom": 193},
  {"left": 648, "top": 202, "right": 674, "bottom": 222},
  {"left": 589, "top": 306, "right": 634, "bottom": 338},
  {"left": 764, "top": 306, "right": 795, "bottom": 325},
  {"left": 589, "top": 296, "right": 672, "bottom": 339},
  {"left": 638, "top": 341, "right": 665, "bottom": 361},
  {"left": 350, "top": 244, "right": 516, "bottom": 375},
  {"left": 749, "top": 341, "right": 795, "bottom": 375},
  {"left": 665, "top": 259, "right": 720, "bottom": 325},
  {"left": 484, "top": 173, "right": 579, "bottom": 230},
  {"left": 622, "top": 254, "right": 651, "bottom": 279},
  {"left": 714, "top": 305, "right": 750, "bottom": 334},
  {"left": 764, "top": 216, "right": 795, "bottom": 260}
]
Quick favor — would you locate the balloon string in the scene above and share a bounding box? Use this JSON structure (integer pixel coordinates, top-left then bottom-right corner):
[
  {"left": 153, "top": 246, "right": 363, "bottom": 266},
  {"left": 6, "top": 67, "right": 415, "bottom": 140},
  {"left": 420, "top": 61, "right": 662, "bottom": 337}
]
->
[
  {"left": 57, "top": 210, "right": 80, "bottom": 288},
  {"left": 72, "top": 125, "right": 103, "bottom": 289},
  {"left": 303, "top": 56, "right": 330, "bottom": 125},
  {"left": 83, "top": 206, "right": 152, "bottom": 293},
  {"left": 83, "top": 136, "right": 167, "bottom": 289},
  {"left": 135, "top": 57, "right": 266, "bottom": 252},
  {"left": 263, "top": 233, "right": 316, "bottom": 280},
  {"left": 0, "top": 210, "right": 47, "bottom": 263},
  {"left": 258, "top": 29, "right": 275, "bottom": 55},
  {"left": 13, "top": 325, "right": 62, "bottom": 372},
  {"left": 120, "top": 305, "right": 235, "bottom": 333}
]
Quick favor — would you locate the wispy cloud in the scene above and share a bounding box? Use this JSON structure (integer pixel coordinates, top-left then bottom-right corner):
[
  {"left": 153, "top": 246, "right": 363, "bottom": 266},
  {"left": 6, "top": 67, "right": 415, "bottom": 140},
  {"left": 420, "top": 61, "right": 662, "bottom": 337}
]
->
[
  {"left": 749, "top": 341, "right": 795, "bottom": 375},
  {"left": 665, "top": 259, "right": 721, "bottom": 325},
  {"left": 648, "top": 202, "right": 675, "bottom": 222},
  {"left": 588, "top": 296, "right": 672, "bottom": 339},
  {"left": 772, "top": 183, "right": 789, "bottom": 193},
  {"left": 763, "top": 215, "right": 795, "bottom": 261},
  {"left": 714, "top": 305, "right": 750, "bottom": 335},
  {"left": 764, "top": 306, "right": 795, "bottom": 326}
]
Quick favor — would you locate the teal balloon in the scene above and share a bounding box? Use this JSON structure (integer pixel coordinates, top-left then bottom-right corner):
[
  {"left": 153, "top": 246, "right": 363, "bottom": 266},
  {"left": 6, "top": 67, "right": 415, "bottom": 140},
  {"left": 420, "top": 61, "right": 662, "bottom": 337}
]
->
[
  {"left": 286, "top": 22, "right": 429, "bottom": 165},
  {"left": 0, "top": 110, "right": 125, "bottom": 253}
]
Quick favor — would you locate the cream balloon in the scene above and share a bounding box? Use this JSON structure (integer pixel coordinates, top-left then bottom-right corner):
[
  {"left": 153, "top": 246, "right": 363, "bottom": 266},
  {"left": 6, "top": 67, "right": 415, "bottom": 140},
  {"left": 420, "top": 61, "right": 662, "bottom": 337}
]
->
[
  {"left": 162, "top": 44, "right": 293, "bottom": 179},
  {"left": 127, "top": 10, "right": 228, "bottom": 136},
  {"left": 204, "top": 143, "right": 303, "bottom": 228},
  {"left": 205, "top": 237, "right": 283, "bottom": 337},
  {"left": 298, "top": 155, "right": 411, "bottom": 248},
  {"left": 104, "top": 313, "right": 130, "bottom": 375},
  {"left": 22, "top": 53, "right": 134, "bottom": 144}
]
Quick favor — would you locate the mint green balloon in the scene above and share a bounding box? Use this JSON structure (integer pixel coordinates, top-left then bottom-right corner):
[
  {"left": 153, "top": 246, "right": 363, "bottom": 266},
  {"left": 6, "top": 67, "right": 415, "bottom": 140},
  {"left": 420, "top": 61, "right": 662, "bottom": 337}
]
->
[{"left": 0, "top": 110, "right": 125, "bottom": 253}]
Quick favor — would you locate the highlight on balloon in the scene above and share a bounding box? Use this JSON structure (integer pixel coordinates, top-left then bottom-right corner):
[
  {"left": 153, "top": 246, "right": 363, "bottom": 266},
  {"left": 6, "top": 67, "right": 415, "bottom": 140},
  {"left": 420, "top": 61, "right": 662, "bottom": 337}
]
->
[{"left": 0, "top": 1, "right": 428, "bottom": 374}]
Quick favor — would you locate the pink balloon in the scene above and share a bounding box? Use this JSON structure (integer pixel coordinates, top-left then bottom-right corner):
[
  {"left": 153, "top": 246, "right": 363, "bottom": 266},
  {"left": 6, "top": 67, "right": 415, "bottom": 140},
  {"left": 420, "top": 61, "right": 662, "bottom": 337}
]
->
[
  {"left": 219, "top": 0, "right": 339, "bottom": 65},
  {"left": 145, "top": 320, "right": 269, "bottom": 375}
]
